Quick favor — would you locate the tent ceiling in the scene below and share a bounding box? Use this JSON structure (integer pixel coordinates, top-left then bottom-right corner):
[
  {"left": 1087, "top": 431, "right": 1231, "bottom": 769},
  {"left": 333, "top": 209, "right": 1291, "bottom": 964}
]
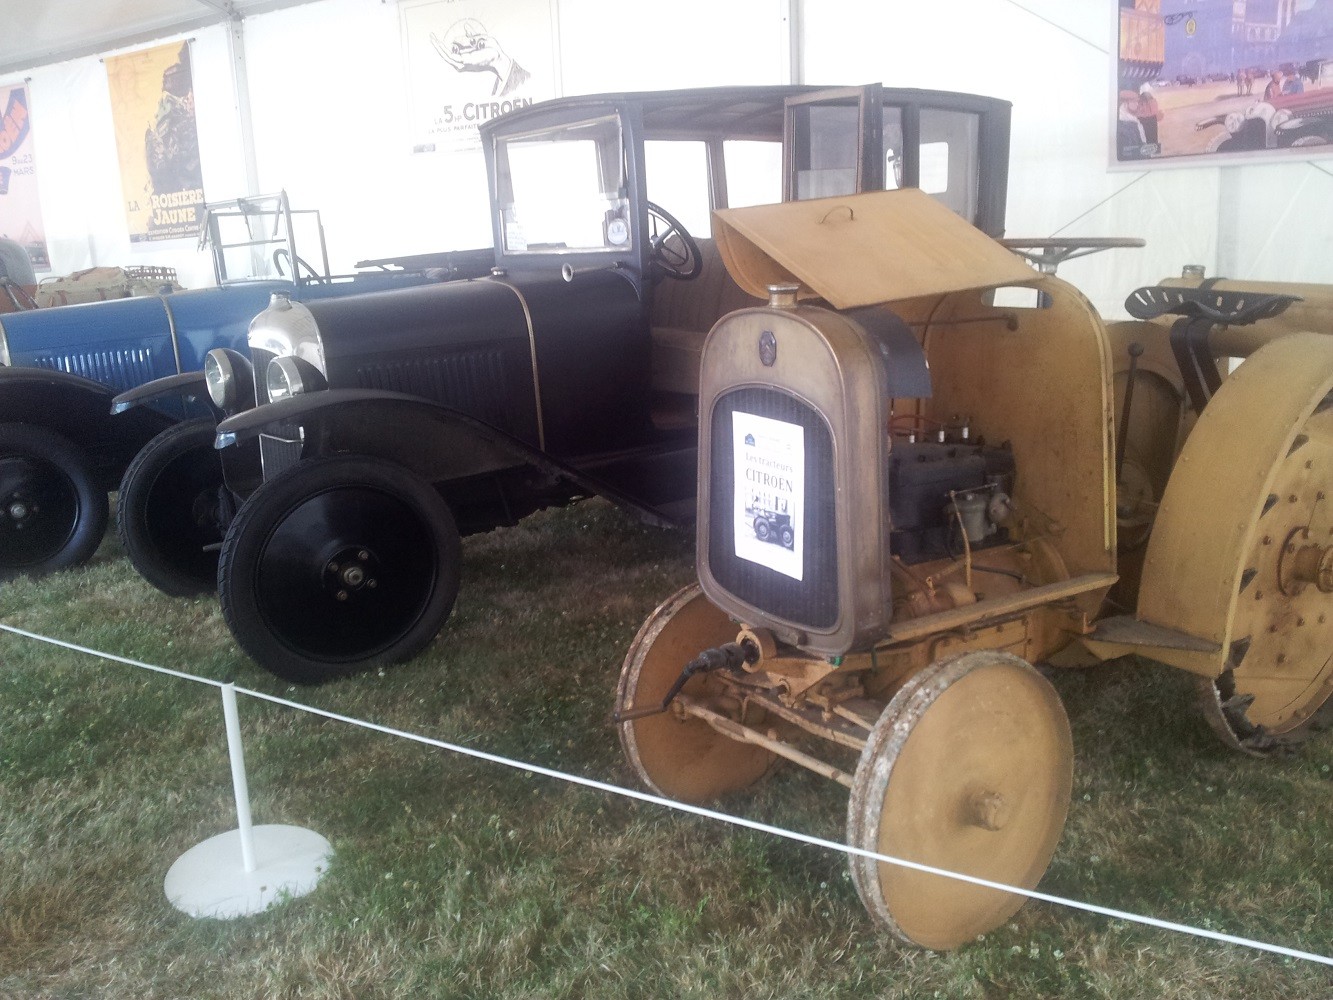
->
[{"left": 0, "top": 0, "right": 317, "bottom": 78}]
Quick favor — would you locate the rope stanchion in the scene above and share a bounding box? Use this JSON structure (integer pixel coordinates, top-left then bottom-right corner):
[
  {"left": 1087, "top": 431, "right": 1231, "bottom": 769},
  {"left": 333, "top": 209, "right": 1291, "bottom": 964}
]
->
[
  {"left": 3, "top": 623, "right": 1331, "bottom": 966},
  {"left": 161, "top": 682, "right": 332, "bottom": 919}
]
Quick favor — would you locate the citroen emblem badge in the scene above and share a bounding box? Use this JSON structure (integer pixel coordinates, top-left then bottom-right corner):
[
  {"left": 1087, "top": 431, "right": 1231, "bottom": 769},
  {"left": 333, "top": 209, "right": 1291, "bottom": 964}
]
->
[{"left": 759, "top": 330, "right": 777, "bottom": 367}]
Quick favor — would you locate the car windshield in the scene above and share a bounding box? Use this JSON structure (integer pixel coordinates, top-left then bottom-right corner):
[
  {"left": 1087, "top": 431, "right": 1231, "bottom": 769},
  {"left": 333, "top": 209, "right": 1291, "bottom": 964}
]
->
[
  {"left": 493, "top": 114, "right": 630, "bottom": 255},
  {"left": 202, "top": 194, "right": 328, "bottom": 285}
]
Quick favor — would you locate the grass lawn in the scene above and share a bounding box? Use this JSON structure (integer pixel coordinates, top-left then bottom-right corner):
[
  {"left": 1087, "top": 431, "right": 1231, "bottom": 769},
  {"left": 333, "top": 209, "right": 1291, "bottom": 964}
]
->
[{"left": 2, "top": 499, "right": 1331, "bottom": 999}]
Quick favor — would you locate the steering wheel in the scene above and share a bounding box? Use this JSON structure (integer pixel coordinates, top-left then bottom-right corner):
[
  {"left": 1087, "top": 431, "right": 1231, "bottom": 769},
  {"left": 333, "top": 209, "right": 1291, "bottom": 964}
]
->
[
  {"left": 272, "top": 248, "right": 324, "bottom": 284},
  {"left": 646, "top": 201, "right": 702, "bottom": 281}
]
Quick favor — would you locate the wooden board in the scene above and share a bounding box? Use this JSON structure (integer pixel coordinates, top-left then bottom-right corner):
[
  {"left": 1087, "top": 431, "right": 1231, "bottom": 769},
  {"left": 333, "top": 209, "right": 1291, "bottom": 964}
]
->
[{"left": 713, "top": 188, "right": 1036, "bottom": 310}]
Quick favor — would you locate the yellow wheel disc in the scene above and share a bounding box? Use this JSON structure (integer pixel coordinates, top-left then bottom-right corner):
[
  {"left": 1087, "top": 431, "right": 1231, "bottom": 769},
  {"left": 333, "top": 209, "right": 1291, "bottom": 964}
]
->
[
  {"left": 846, "top": 651, "right": 1072, "bottom": 950},
  {"left": 1201, "top": 399, "right": 1333, "bottom": 750},
  {"left": 616, "top": 583, "right": 776, "bottom": 803},
  {"left": 1138, "top": 333, "right": 1333, "bottom": 752}
]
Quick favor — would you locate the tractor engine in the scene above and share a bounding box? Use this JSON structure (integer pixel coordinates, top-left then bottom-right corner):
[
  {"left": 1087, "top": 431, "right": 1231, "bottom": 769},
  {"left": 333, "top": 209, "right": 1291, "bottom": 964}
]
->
[{"left": 697, "top": 290, "right": 1015, "bottom": 656}]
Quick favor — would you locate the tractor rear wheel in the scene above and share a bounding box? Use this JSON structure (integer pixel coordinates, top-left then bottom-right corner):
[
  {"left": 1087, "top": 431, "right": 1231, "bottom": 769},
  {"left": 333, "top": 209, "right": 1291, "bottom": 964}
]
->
[{"left": 1137, "top": 333, "right": 1333, "bottom": 752}]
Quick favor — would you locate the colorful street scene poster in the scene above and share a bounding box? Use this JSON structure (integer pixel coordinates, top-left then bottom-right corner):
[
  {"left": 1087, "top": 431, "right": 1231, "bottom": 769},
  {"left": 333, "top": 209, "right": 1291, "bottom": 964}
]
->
[
  {"left": 732, "top": 411, "right": 805, "bottom": 582},
  {"left": 106, "top": 41, "right": 205, "bottom": 241},
  {"left": 401, "top": 0, "right": 559, "bottom": 152},
  {"left": 1115, "top": 0, "right": 1333, "bottom": 166},
  {"left": 0, "top": 83, "right": 50, "bottom": 270}
]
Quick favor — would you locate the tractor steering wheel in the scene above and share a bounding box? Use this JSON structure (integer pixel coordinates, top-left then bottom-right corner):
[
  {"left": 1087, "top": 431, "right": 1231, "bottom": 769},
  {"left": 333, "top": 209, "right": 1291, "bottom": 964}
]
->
[{"left": 646, "top": 201, "right": 702, "bottom": 281}]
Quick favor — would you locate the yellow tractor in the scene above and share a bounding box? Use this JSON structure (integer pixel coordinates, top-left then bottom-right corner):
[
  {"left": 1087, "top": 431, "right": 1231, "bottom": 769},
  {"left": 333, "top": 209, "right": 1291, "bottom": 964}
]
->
[{"left": 613, "top": 188, "right": 1333, "bottom": 949}]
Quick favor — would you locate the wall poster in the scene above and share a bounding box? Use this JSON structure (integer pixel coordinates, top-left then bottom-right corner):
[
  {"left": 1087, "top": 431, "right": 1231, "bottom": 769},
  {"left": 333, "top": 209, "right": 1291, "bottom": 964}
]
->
[
  {"left": 105, "top": 41, "right": 205, "bottom": 242},
  {"left": 0, "top": 83, "right": 50, "bottom": 270},
  {"left": 1114, "top": 0, "right": 1333, "bottom": 167},
  {"left": 732, "top": 411, "right": 805, "bottom": 582},
  {"left": 401, "top": 0, "right": 560, "bottom": 153}
]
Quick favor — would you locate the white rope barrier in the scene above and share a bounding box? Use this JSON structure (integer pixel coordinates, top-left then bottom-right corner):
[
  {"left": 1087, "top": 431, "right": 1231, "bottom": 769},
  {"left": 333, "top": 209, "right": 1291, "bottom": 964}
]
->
[{"left": 3, "top": 622, "right": 1331, "bottom": 968}]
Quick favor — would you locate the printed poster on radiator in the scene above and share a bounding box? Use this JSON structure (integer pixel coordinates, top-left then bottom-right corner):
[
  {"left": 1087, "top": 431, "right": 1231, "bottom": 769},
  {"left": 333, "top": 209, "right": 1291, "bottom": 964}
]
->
[
  {"left": 0, "top": 83, "right": 50, "bottom": 270},
  {"left": 105, "top": 41, "right": 205, "bottom": 242},
  {"left": 733, "top": 411, "right": 804, "bottom": 581}
]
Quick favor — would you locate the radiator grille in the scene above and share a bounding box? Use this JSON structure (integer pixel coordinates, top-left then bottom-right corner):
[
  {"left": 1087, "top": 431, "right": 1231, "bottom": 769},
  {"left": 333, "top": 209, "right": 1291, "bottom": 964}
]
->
[
  {"left": 707, "top": 386, "right": 838, "bottom": 630},
  {"left": 36, "top": 348, "right": 157, "bottom": 393},
  {"left": 260, "top": 431, "right": 303, "bottom": 481},
  {"left": 355, "top": 349, "right": 509, "bottom": 429}
]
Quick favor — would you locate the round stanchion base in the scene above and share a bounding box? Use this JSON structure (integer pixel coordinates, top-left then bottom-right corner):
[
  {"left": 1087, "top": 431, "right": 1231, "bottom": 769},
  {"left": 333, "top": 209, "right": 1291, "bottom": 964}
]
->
[{"left": 164, "top": 824, "right": 333, "bottom": 919}]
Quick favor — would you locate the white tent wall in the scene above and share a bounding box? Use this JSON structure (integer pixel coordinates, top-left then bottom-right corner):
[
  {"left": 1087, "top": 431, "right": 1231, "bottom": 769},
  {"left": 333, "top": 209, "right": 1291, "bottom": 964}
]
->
[
  {"left": 239, "top": 0, "right": 787, "bottom": 267},
  {"left": 240, "top": 0, "right": 490, "bottom": 267},
  {"left": 804, "top": 0, "right": 1330, "bottom": 316},
  {"left": 5, "top": 0, "right": 1330, "bottom": 316}
]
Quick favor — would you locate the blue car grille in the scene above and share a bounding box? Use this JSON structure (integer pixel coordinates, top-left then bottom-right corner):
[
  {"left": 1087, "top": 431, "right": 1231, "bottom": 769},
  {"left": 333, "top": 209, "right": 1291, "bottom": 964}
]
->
[{"left": 35, "top": 348, "right": 158, "bottom": 392}]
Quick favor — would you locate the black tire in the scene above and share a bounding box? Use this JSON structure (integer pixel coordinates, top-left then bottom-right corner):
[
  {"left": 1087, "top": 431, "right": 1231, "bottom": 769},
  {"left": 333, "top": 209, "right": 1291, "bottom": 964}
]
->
[
  {"left": 218, "top": 455, "right": 462, "bottom": 684},
  {"left": 0, "top": 423, "right": 109, "bottom": 579},
  {"left": 779, "top": 525, "right": 794, "bottom": 549},
  {"left": 117, "top": 418, "right": 229, "bottom": 596},
  {"left": 754, "top": 517, "right": 771, "bottom": 541}
]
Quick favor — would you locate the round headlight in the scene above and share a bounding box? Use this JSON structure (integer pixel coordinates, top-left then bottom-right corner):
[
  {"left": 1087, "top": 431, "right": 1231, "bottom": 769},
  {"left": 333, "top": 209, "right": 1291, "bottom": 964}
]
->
[
  {"left": 1270, "top": 109, "right": 1294, "bottom": 130},
  {"left": 1224, "top": 111, "right": 1245, "bottom": 134},
  {"left": 204, "top": 348, "right": 254, "bottom": 411},
  {"left": 266, "top": 355, "right": 325, "bottom": 402}
]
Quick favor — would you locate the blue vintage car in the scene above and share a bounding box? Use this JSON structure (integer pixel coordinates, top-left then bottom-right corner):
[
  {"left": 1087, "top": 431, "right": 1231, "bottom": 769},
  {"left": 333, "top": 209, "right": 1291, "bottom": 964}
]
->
[{"left": 0, "top": 192, "right": 488, "bottom": 583}]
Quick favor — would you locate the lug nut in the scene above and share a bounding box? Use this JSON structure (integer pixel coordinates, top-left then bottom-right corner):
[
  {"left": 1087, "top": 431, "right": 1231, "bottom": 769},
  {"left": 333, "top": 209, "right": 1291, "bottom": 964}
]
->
[
  {"left": 328, "top": 561, "right": 339, "bottom": 572},
  {"left": 336, "top": 590, "right": 348, "bottom": 601},
  {"left": 358, "top": 550, "right": 370, "bottom": 561}
]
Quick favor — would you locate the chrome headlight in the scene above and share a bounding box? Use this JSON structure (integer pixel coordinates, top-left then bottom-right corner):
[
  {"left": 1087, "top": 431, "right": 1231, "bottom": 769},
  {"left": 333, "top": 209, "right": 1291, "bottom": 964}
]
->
[
  {"left": 248, "top": 293, "right": 327, "bottom": 372},
  {"left": 1270, "top": 109, "right": 1295, "bottom": 130},
  {"left": 1224, "top": 111, "right": 1245, "bottom": 134},
  {"left": 266, "top": 355, "right": 326, "bottom": 402},
  {"left": 204, "top": 348, "right": 254, "bottom": 410}
]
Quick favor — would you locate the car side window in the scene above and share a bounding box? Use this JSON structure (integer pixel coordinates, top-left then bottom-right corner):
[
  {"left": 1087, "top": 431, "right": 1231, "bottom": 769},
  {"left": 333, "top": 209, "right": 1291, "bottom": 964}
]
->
[
  {"left": 644, "top": 140, "right": 713, "bottom": 238},
  {"left": 724, "top": 140, "right": 782, "bottom": 210},
  {"left": 918, "top": 108, "right": 980, "bottom": 222}
]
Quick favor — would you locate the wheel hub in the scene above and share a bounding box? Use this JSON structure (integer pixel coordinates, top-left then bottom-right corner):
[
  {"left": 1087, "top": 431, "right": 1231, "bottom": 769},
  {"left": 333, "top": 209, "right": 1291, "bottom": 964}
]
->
[
  {"left": 1277, "top": 527, "right": 1333, "bottom": 596},
  {"left": 7, "top": 498, "right": 33, "bottom": 523},
  {"left": 323, "top": 547, "right": 380, "bottom": 602}
]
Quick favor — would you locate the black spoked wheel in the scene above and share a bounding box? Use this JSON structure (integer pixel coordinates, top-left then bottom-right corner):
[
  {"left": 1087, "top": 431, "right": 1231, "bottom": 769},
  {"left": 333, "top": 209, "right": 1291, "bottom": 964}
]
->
[
  {"left": 218, "top": 456, "right": 462, "bottom": 684},
  {"left": 0, "top": 423, "right": 108, "bottom": 579},
  {"left": 117, "top": 418, "right": 230, "bottom": 596}
]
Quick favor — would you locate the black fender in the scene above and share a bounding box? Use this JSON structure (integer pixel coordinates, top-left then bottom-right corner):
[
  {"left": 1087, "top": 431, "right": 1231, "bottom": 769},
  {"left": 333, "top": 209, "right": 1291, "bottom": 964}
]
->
[
  {"left": 215, "top": 388, "right": 682, "bottom": 528},
  {"left": 111, "top": 370, "right": 212, "bottom": 415},
  {"left": 0, "top": 366, "right": 176, "bottom": 489}
]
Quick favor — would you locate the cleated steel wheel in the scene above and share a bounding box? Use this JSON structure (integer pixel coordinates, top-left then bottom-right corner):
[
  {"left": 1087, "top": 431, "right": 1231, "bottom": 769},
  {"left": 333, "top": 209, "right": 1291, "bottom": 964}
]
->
[
  {"left": 117, "top": 418, "right": 229, "bottom": 596},
  {"left": 0, "top": 422, "right": 108, "bottom": 579},
  {"left": 617, "top": 583, "right": 776, "bottom": 802},
  {"left": 1138, "top": 333, "right": 1333, "bottom": 753},
  {"left": 218, "top": 455, "right": 461, "bottom": 684},
  {"left": 846, "top": 651, "right": 1073, "bottom": 951},
  {"left": 1198, "top": 395, "right": 1333, "bottom": 752}
]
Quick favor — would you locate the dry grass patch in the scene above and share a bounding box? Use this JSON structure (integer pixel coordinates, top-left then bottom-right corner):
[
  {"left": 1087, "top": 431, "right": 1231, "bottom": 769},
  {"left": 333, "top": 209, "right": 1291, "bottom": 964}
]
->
[{"left": 1, "top": 500, "right": 1330, "bottom": 999}]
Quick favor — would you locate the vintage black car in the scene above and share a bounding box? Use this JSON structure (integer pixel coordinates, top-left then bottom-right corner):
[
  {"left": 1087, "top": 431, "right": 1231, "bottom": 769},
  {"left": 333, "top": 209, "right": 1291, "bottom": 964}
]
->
[
  {"left": 117, "top": 84, "right": 1014, "bottom": 683},
  {"left": 0, "top": 193, "right": 487, "bottom": 583}
]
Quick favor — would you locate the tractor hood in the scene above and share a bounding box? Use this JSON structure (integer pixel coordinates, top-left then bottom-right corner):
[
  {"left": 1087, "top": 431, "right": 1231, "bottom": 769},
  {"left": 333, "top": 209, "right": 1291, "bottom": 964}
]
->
[{"left": 712, "top": 188, "right": 1035, "bottom": 310}]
